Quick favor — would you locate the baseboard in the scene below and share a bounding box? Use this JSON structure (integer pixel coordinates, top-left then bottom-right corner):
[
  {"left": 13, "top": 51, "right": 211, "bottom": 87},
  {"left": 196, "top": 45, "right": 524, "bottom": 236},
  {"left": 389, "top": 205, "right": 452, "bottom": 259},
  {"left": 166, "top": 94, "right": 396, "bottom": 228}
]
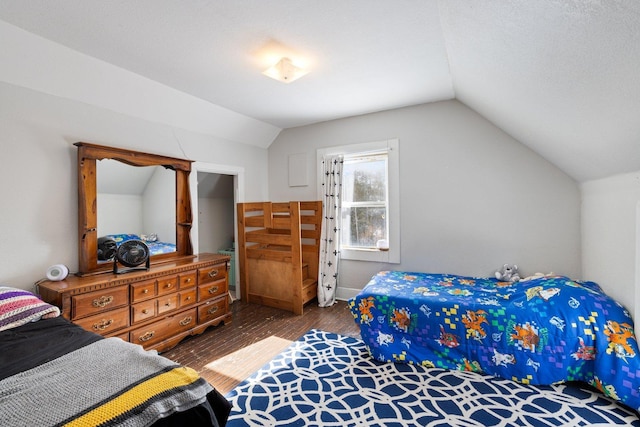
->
[{"left": 336, "top": 287, "right": 361, "bottom": 302}]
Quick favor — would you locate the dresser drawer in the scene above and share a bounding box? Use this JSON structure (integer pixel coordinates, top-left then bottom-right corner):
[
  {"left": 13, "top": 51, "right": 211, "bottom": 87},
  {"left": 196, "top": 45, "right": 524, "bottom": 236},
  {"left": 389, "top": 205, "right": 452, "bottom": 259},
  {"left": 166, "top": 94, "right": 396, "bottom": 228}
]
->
[
  {"left": 72, "top": 286, "right": 129, "bottom": 319},
  {"left": 157, "top": 294, "right": 179, "bottom": 315},
  {"left": 157, "top": 275, "right": 179, "bottom": 296},
  {"left": 131, "top": 279, "right": 157, "bottom": 303},
  {"left": 198, "top": 278, "right": 227, "bottom": 301},
  {"left": 75, "top": 306, "right": 129, "bottom": 334},
  {"left": 198, "top": 264, "right": 227, "bottom": 284},
  {"left": 110, "top": 331, "right": 130, "bottom": 341},
  {"left": 179, "top": 272, "right": 197, "bottom": 290},
  {"left": 198, "top": 297, "right": 228, "bottom": 324},
  {"left": 131, "top": 299, "right": 157, "bottom": 324},
  {"left": 130, "top": 308, "right": 197, "bottom": 348},
  {"left": 179, "top": 289, "right": 197, "bottom": 308}
]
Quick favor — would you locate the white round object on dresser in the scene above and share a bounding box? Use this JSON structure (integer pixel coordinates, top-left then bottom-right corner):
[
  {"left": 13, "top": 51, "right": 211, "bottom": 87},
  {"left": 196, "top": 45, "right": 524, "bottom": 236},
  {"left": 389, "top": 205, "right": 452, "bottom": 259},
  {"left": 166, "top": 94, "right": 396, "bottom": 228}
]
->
[{"left": 46, "top": 264, "right": 69, "bottom": 281}]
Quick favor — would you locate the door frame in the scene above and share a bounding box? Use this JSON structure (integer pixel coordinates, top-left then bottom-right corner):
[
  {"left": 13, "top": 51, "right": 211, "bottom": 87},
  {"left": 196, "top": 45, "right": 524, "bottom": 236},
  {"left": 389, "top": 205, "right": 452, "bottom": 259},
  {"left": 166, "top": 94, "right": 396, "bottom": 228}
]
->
[{"left": 189, "top": 161, "right": 245, "bottom": 300}]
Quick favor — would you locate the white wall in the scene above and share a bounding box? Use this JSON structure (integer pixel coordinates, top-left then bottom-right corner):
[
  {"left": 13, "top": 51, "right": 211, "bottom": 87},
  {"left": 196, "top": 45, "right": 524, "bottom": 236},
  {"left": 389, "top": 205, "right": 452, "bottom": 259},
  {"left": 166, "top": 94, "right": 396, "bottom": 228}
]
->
[
  {"left": 268, "top": 101, "right": 582, "bottom": 298},
  {"left": 197, "top": 197, "right": 235, "bottom": 253},
  {"left": 0, "top": 81, "right": 270, "bottom": 290},
  {"left": 143, "top": 167, "right": 176, "bottom": 244},
  {"left": 98, "top": 194, "right": 143, "bottom": 236},
  {"left": 581, "top": 172, "right": 640, "bottom": 319}
]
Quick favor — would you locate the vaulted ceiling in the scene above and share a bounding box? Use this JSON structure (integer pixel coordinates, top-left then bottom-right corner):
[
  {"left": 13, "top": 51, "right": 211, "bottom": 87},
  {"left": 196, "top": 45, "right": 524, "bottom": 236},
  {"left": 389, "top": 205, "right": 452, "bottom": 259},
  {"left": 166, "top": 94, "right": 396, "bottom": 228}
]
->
[{"left": 1, "top": 1, "right": 638, "bottom": 182}]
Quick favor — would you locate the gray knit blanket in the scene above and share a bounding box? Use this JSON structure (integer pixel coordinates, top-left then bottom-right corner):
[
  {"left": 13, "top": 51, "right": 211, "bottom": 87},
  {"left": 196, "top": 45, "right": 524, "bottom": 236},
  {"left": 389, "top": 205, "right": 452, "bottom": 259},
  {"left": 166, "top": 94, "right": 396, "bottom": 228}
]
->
[{"left": 0, "top": 338, "right": 213, "bottom": 426}]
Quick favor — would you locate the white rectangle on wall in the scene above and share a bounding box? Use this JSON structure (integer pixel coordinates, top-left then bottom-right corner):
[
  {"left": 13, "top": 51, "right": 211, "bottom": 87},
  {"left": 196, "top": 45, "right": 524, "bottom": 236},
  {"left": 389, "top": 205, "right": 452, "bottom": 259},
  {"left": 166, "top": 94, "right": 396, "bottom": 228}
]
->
[{"left": 288, "top": 153, "right": 307, "bottom": 187}]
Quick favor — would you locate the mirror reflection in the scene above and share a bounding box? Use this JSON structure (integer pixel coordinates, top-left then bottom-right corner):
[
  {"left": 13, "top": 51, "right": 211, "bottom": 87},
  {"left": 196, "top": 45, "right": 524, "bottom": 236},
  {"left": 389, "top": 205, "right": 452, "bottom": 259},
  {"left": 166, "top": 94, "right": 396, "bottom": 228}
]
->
[{"left": 96, "top": 159, "right": 176, "bottom": 262}]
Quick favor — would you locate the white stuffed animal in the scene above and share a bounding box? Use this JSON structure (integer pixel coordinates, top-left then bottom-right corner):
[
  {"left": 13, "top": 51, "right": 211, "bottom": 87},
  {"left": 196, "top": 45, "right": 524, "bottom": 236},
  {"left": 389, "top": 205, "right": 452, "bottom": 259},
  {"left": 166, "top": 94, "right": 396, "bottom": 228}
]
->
[{"left": 495, "top": 264, "right": 521, "bottom": 282}]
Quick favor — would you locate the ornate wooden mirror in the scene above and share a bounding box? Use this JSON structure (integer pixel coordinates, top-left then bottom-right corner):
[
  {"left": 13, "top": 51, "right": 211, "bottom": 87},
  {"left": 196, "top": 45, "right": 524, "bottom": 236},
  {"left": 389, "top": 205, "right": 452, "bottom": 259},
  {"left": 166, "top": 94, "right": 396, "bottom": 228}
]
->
[{"left": 76, "top": 142, "right": 193, "bottom": 275}]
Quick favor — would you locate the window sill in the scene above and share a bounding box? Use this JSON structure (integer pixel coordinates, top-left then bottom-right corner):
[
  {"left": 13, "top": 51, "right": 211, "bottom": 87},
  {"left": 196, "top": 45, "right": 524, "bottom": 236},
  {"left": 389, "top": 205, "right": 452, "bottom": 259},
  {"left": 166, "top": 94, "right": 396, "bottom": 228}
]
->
[{"left": 341, "top": 247, "right": 400, "bottom": 264}]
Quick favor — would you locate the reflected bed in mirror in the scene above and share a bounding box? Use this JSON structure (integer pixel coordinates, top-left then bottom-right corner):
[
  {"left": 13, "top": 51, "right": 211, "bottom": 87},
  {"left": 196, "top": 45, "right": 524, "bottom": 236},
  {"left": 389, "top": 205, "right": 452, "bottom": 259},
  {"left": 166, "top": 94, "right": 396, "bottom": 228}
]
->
[
  {"left": 75, "top": 142, "right": 193, "bottom": 275},
  {"left": 97, "top": 159, "right": 176, "bottom": 261}
]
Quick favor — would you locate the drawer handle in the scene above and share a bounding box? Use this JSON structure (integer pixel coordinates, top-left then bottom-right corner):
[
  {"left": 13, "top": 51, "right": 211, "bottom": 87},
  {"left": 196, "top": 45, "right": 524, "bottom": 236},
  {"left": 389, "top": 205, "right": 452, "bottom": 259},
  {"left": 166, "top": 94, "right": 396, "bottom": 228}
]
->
[
  {"left": 142, "top": 309, "right": 149, "bottom": 314},
  {"left": 92, "top": 295, "right": 114, "bottom": 308},
  {"left": 139, "top": 331, "right": 155, "bottom": 342},
  {"left": 142, "top": 289, "right": 149, "bottom": 294},
  {"left": 207, "top": 306, "right": 219, "bottom": 315},
  {"left": 208, "top": 286, "right": 219, "bottom": 294},
  {"left": 93, "top": 319, "right": 113, "bottom": 331},
  {"left": 185, "top": 277, "right": 192, "bottom": 283},
  {"left": 165, "top": 301, "right": 172, "bottom": 307},
  {"left": 179, "top": 316, "right": 193, "bottom": 326},
  {"left": 185, "top": 296, "right": 192, "bottom": 301},
  {"left": 165, "top": 283, "right": 173, "bottom": 289},
  {"left": 208, "top": 269, "right": 219, "bottom": 278}
]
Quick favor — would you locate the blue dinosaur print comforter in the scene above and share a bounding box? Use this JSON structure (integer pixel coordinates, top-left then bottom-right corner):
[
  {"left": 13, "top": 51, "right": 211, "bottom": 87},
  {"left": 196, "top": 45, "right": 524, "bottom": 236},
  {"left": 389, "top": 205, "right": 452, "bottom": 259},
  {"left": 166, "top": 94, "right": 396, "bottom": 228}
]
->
[{"left": 348, "top": 271, "right": 640, "bottom": 411}]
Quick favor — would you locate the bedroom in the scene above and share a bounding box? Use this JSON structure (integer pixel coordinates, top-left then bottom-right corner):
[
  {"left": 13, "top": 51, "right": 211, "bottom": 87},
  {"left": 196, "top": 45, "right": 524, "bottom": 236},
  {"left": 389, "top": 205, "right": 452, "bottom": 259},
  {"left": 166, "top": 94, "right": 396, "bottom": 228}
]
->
[{"left": 1, "top": 1, "right": 640, "bottom": 425}]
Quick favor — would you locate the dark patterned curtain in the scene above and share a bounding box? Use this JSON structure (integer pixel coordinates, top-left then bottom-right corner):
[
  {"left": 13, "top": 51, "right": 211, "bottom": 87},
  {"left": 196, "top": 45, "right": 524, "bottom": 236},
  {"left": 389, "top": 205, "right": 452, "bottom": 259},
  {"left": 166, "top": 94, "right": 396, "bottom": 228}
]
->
[{"left": 318, "top": 154, "right": 343, "bottom": 307}]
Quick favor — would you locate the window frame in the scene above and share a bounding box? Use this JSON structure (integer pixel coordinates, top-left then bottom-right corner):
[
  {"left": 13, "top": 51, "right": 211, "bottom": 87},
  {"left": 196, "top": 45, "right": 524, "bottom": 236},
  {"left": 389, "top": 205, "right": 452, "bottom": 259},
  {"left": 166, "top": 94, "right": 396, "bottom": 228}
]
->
[{"left": 317, "top": 138, "right": 400, "bottom": 263}]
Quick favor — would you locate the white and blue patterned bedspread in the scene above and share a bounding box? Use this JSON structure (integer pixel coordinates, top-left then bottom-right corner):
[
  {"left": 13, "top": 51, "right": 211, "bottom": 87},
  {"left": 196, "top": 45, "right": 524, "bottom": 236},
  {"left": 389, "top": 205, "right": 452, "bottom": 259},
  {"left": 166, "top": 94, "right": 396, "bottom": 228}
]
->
[
  {"left": 348, "top": 271, "right": 640, "bottom": 411},
  {"left": 107, "top": 233, "right": 176, "bottom": 255}
]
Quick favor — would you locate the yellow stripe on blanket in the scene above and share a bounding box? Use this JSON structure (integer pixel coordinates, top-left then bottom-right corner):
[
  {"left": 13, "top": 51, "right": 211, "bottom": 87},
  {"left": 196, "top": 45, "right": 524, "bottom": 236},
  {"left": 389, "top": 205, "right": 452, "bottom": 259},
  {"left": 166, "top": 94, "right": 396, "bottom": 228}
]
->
[{"left": 64, "top": 366, "right": 201, "bottom": 427}]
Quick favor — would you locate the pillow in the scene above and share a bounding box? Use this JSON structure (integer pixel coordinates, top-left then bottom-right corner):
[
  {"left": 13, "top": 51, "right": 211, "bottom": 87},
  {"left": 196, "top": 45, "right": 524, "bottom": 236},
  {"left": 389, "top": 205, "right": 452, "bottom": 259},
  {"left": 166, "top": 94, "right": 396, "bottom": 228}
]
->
[{"left": 0, "top": 287, "right": 60, "bottom": 332}]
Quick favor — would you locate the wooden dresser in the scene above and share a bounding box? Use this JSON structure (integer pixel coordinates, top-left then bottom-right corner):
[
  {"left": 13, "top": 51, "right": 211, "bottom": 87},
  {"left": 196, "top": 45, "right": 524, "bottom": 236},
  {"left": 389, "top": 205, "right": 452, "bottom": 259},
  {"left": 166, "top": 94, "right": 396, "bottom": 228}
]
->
[{"left": 39, "top": 253, "right": 231, "bottom": 353}]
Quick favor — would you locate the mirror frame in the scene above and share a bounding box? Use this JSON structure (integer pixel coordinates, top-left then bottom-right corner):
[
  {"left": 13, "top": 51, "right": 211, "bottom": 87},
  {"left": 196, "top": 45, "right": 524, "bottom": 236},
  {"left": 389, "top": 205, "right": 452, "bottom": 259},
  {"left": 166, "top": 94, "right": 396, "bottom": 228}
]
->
[{"left": 76, "top": 142, "right": 193, "bottom": 275}]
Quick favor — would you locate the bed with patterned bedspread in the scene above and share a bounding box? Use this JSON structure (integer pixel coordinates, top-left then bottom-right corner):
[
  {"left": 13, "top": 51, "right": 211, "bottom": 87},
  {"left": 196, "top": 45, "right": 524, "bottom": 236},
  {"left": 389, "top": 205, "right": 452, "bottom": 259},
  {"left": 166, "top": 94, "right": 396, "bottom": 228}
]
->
[
  {"left": 106, "top": 233, "right": 176, "bottom": 256},
  {"left": 348, "top": 271, "right": 640, "bottom": 411},
  {"left": 0, "top": 286, "right": 230, "bottom": 426}
]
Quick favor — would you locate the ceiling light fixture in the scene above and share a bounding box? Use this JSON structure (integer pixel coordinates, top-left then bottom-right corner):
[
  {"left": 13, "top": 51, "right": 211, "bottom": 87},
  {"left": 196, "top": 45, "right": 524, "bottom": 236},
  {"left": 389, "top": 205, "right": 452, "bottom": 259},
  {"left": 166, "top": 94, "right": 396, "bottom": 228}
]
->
[{"left": 262, "top": 57, "right": 308, "bottom": 83}]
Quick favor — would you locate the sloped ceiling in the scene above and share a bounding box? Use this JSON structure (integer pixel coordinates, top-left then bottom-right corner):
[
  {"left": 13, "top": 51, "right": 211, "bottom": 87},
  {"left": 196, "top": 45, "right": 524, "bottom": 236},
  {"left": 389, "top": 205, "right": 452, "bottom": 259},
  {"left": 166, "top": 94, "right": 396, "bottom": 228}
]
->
[
  {"left": 439, "top": 1, "right": 640, "bottom": 183},
  {"left": 97, "top": 159, "right": 159, "bottom": 196},
  {"left": 0, "top": 0, "right": 638, "bottom": 182}
]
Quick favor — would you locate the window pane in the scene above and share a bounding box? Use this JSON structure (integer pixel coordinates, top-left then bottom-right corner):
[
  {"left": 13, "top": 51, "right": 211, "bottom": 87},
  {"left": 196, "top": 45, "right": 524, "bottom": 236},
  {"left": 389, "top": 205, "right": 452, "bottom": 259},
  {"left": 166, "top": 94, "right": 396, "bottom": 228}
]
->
[
  {"left": 341, "top": 206, "right": 387, "bottom": 247},
  {"left": 343, "top": 158, "right": 386, "bottom": 203}
]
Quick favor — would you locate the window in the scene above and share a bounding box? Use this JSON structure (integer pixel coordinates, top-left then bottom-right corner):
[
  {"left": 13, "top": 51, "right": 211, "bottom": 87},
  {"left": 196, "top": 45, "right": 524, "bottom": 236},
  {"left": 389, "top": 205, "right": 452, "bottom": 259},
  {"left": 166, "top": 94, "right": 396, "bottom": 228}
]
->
[
  {"left": 341, "top": 153, "right": 388, "bottom": 249},
  {"left": 317, "top": 139, "right": 399, "bottom": 263}
]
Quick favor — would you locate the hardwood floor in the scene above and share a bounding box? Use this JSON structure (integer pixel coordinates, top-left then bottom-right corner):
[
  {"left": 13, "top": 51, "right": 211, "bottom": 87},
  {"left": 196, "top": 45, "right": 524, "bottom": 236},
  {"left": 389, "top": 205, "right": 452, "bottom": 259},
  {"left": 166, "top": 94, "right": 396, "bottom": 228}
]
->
[{"left": 164, "top": 299, "right": 361, "bottom": 394}]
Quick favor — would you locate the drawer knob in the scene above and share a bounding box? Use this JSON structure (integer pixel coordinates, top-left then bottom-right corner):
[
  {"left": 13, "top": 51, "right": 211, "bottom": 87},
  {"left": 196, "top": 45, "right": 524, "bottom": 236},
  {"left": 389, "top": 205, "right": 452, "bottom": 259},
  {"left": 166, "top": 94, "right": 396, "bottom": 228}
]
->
[
  {"left": 142, "top": 309, "right": 149, "bottom": 314},
  {"left": 179, "top": 316, "right": 193, "bottom": 326},
  {"left": 207, "top": 306, "right": 219, "bottom": 315},
  {"left": 92, "top": 295, "right": 114, "bottom": 308},
  {"left": 139, "top": 331, "right": 155, "bottom": 342},
  {"left": 142, "top": 289, "right": 149, "bottom": 294},
  {"left": 93, "top": 319, "right": 113, "bottom": 331},
  {"left": 185, "top": 296, "right": 191, "bottom": 301},
  {"left": 208, "top": 269, "right": 219, "bottom": 278},
  {"left": 208, "top": 286, "right": 219, "bottom": 294},
  {"left": 185, "top": 278, "right": 192, "bottom": 283},
  {"left": 165, "top": 283, "right": 173, "bottom": 289}
]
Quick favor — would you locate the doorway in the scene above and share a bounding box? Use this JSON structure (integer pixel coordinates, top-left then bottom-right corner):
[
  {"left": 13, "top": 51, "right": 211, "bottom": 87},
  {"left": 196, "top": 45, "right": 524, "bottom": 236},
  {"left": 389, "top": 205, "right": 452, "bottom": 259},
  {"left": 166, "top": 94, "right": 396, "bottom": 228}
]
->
[{"left": 190, "top": 162, "right": 245, "bottom": 301}]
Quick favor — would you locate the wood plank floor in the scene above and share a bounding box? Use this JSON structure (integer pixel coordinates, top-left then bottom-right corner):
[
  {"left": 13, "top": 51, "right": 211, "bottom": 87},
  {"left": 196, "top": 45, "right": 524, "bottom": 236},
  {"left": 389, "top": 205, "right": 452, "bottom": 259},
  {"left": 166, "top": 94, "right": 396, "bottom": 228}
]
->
[{"left": 164, "top": 299, "right": 360, "bottom": 394}]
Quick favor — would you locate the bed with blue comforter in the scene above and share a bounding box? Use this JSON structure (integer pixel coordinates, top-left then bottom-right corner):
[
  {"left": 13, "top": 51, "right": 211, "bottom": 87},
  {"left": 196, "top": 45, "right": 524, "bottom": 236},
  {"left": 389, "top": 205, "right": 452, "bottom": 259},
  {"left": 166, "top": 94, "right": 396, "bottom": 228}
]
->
[
  {"left": 107, "top": 233, "right": 176, "bottom": 255},
  {"left": 348, "top": 271, "right": 640, "bottom": 411}
]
